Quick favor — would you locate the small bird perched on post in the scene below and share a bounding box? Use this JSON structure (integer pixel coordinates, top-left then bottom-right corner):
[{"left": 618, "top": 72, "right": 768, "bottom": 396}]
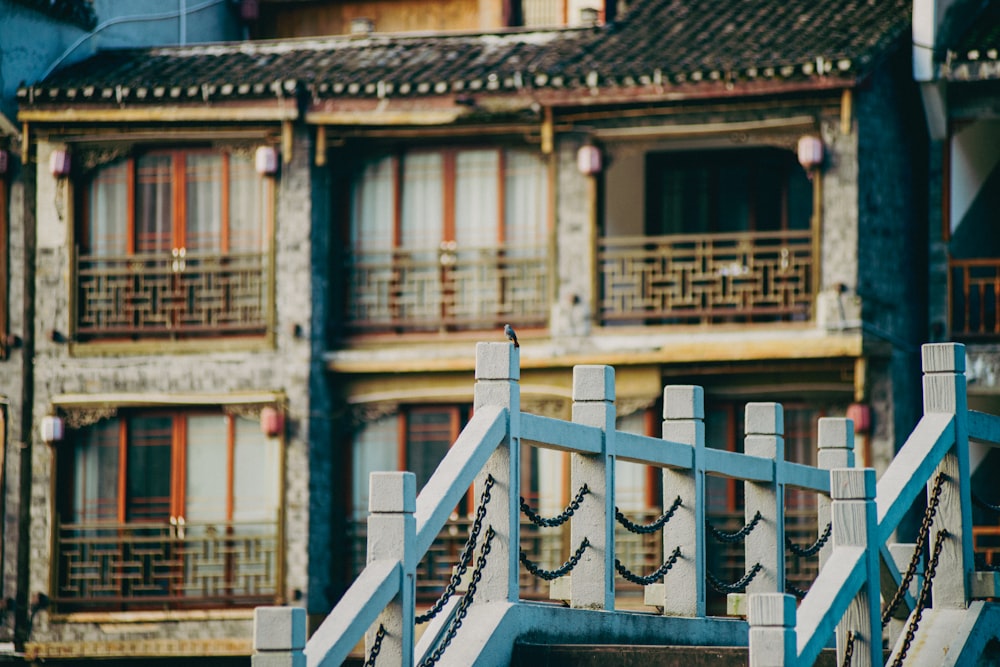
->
[{"left": 504, "top": 323, "right": 519, "bottom": 348}]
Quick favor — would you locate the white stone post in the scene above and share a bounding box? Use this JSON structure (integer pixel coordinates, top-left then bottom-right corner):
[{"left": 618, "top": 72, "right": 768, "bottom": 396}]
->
[
  {"left": 744, "top": 403, "right": 785, "bottom": 596},
  {"left": 817, "top": 418, "right": 855, "bottom": 569},
  {"left": 570, "top": 365, "right": 616, "bottom": 610},
  {"left": 921, "top": 342, "right": 972, "bottom": 608},
  {"left": 367, "top": 471, "right": 416, "bottom": 666},
  {"left": 748, "top": 592, "right": 796, "bottom": 666},
  {"left": 660, "top": 385, "right": 706, "bottom": 616},
  {"left": 253, "top": 606, "right": 306, "bottom": 667},
  {"left": 831, "top": 468, "right": 880, "bottom": 667},
  {"left": 473, "top": 342, "right": 521, "bottom": 603}
]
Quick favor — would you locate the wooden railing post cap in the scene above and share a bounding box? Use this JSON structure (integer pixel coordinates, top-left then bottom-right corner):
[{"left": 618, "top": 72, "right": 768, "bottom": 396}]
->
[
  {"left": 475, "top": 342, "right": 520, "bottom": 381},
  {"left": 663, "top": 385, "right": 705, "bottom": 420},
  {"left": 369, "top": 471, "right": 416, "bottom": 514},
  {"left": 922, "top": 343, "right": 966, "bottom": 373},
  {"left": 745, "top": 402, "right": 784, "bottom": 435},
  {"left": 748, "top": 593, "right": 796, "bottom": 627},
  {"left": 830, "top": 468, "right": 876, "bottom": 500},
  {"left": 253, "top": 606, "right": 306, "bottom": 651},
  {"left": 818, "top": 418, "right": 855, "bottom": 449},
  {"left": 573, "top": 365, "right": 615, "bottom": 402}
]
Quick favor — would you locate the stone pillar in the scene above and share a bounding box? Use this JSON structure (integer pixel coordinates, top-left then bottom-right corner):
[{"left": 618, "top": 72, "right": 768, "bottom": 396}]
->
[
  {"left": 253, "top": 606, "right": 306, "bottom": 667},
  {"left": 748, "top": 593, "right": 796, "bottom": 666},
  {"left": 570, "top": 365, "right": 616, "bottom": 610},
  {"left": 744, "top": 403, "right": 785, "bottom": 596},
  {"left": 817, "top": 417, "right": 855, "bottom": 569},
  {"left": 366, "top": 471, "right": 416, "bottom": 666},
  {"left": 473, "top": 342, "right": 521, "bottom": 603},
  {"left": 660, "top": 385, "right": 705, "bottom": 616}
]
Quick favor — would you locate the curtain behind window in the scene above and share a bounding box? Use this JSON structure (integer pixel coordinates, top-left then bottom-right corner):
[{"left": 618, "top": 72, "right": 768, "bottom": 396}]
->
[
  {"left": 185, "top": 153, "right": 223, "bottom": 252},
  {"left": 87, "top": 159, "right": 129, "bottom": 256},
  {"left": 72, "top": 420, "right": 120, "bottom": 523}
]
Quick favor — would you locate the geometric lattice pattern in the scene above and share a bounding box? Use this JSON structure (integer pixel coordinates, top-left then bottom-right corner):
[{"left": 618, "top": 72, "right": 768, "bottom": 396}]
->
[
  {"left": 345, "top": 243, "right": 549, "bottom": 333},
  {"left": 599, "top": 230, "right": 814, "bottom": 325},
  {"left": 55, "top": 519, "right": 279, "bottom": 610},
  {"left": 75, "top": 251, "right": 269, "bottom": 340},
  {"left": 950, "top": 258, "right": 1000, "bottom": 340}
]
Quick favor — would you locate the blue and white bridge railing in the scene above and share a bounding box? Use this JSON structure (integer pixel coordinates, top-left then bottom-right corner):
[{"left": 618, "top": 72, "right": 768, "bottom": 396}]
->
[{"left": 250, "top": 342, "right": 1000, "bottom": 667}]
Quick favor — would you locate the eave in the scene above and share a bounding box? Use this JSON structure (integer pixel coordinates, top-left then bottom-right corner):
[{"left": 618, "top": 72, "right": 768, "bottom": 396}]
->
[{"left": 17, "top": 100, "right": 299, "bottom": 124}]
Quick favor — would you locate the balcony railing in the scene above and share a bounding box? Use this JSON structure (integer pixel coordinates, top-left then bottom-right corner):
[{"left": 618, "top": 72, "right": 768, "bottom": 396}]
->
[
  {"left": 950, "top": 258, "right": 1000, "bottom": 340},
  {"left": 54, "top": 518, "right": 280, "bottom": 611},
  {"left": 599, "top": 230, "right": 814, "bottom": 325},
  {"left": 75, "top": 250, "right": 270, "bottom": 340},
  {"left": 343, "top": 243, "right": 549, "bottom": 334}
]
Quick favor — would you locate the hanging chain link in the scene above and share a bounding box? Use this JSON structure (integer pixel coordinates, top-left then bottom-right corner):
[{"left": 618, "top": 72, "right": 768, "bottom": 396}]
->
[
  {"left": 881, "top": 471, "right": 946, "bottom": 628},
  {"left": 786, "top": 582, "right": 809, "bottom": 600},
  {"left": 840, "top": 630, "right": 855, "bottom": 667},
  {"left": 520, "top": 538, "right": 591, "bottom": 581},
  {"left": 616, "top": 496, "right": 683, "bottom": 534},
  {"left": 418, "top": 526, "right": 496, "bottom": 667},
  {"left": 891, "top": 528, "right": 950, "bottom": 667},
  {"left": 706, "top": 562, "right": 763, "bottom": 594},
  {"left": 786, "top": 522, "right": 832, "bottom": 558},
  {"left": 520, "top": 484, "right": 589, "bottom": 528},
  {"left": 615, "top": 546, "right": 682, "bottom": 585},
  {"left": 364, "top": 623, "right": 386, "bottom": 667},
  {"left": 416, "top": 475, "right": 494, "bottom": 624},
  {"left": 707, "top": 511, "right": 763, "bottom": 544}
]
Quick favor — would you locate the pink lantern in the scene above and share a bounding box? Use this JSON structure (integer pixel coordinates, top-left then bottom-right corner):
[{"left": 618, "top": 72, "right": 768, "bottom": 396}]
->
[
  {"left": 796, "top": 135, "right": 824, "bottom": 171},
  {"left": 577, "top": 144, "right": 602, "bottom": 175},
  {"left": 846, "top": 403, "right": 871, "bottom": 434},
  {"left": 49, "top": 148, "right": 71, "bottom": 177},
  {"left": 41, "top": 415, "right": 64, "bottom": 443},
  {"left": 260, "top": 406, "right": 285, "bottom": 438},
  {"left": 255, "top": 146, "right": 278, "bottom": 175}
]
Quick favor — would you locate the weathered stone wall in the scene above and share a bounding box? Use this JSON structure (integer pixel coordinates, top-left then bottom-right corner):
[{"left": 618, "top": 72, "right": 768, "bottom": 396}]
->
[{"left": 24, "top": 129, "right": 323, "bottom": 646}]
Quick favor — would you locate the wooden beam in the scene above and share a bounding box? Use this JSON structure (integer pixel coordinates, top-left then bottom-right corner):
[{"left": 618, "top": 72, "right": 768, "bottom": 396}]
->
[{"left": 19, "top": 106, "right": 297, "bottom": 123}]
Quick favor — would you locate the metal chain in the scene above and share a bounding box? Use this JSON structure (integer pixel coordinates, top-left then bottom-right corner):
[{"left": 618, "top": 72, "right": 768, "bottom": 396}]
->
[
  {"left": 891, "top": 528, "right": 950, "bottom": 667},
  {"left": 520, "top": 484, "right": 589, "bottom": 528},
  {"left": 416, "top": 475, "right": 495, "bottom": 624},
  {"left": 616, "top": 496, "right": 683, "bottom": 534},
  {"left": 418, "top": 526, "right": 496, "bottom": 667},
  {"left": 520, "top": 538, "right": 591, "bottom": 581},
  {"left": 364, "top": 624, "right": 386, "bottom": 667},
  {"left": 615, "top": 546, "right": 682, "bottom": 585},
  {"left": 881, "top": 471, "right": 946, "bottom": 628},
  {"left": 786, "top": 523, "right": 832, "bottom": 558},
  {"left": 707, "top": 511, "right": 763, "bottom": 544},
  {"left": 706, "top": 562, "right": 763, "bottom": 594},
  {"left": 786, "top": 582, "right": 808, "bottom": 600},
  {"left": 841, "top": 630, "right": 855, "bottom": 667}
]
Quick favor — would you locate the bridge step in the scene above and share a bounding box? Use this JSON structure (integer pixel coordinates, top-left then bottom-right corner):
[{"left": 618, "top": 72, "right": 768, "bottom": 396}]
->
[{"left": 510, "top": 643, "right": 848, "bottom": 667}]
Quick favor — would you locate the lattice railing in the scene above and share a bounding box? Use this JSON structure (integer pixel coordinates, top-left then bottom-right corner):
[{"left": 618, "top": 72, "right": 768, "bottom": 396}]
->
[
  {"left": 343, "top": 243, "right": 548, "bottom": 333},
  {"left": 599, "top": 230, "right": 814, "bottom": 325},
  {"left": 950, "top": 258, "right": 1000, "bottom": 340},
  {"left": 75, "top": 250, "right": 270, "bottom": 340},
  {"left": 54, "top": 518, "right": 280, "bottom": 610}
]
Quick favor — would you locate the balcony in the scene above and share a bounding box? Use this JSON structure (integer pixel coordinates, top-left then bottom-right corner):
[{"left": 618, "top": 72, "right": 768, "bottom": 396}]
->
[
  {"left": 343, "top": 243, "right": 549, "bottom": 335},
  {"left": 599, "top": 230, "right": 814, "bottom": 326},
  {"left": 75, "top": 251, "right": 270, "bottom": 341},
  {"left": 950, "top": 258, "right": 1000, "bottom": 340},
  {"left": 53, "top": 518, "right": 281, "bottom": 611}
]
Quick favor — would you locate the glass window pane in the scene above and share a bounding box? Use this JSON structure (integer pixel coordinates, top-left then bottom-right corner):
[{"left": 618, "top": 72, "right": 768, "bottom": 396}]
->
[
  {"left": 400, "top": 152, "right": 443, "bottom": 251},
  {"left": 503, "top": 150, "right": 548, "bottom": 249},
  {"left": 136, "top": 154, "right": 174, "bottom": 253},
  {"left": 185, "top": 414, "right": 229, "bottom": 523},
  {"left": 615, "top": 411, "right": 648, "bottom": 512},
  {"left": 406, "top": 408, "right": 453, "bottom": 492},
  {"left": 229, "top": 153, "right": 267, "bottom": 252},
  {"left": 72, "top": 419, "right": 120, "bottom": 522},
  {"left": 233, "top": 415, "right": 280, "bottom": 524},
  {"left": 86, "top": 160, "right": 129, "bottom": 256},
  {"left": 126, "top": 415, "right": 173, "bottom": 521},
  {"left": 350, "top": 156, "right": 395, "bottom": 253},
  {"left": 455, "top": 149, "right": 499, "bottom": 246},
  {"left": 185, "top": 153, "right": 223, "bottom": 252},
  {"left": 352, "top": 413, "right": 399, "bottom": 520}
]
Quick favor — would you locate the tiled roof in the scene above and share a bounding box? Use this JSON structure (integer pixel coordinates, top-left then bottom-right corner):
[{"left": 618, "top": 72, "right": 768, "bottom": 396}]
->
[
  {"left": 940, "top": 0, "right": 1000, "bottom": 81},
  {"left": 19, "top": 0, "right": 910, "bottom": 109}
]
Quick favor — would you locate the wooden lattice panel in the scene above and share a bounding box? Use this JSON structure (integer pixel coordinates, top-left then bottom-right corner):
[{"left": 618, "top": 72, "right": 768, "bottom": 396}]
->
[
  {"left": 599, "top": 231, "right": 814, "bottom": 325},
  {"left": 951, "top": 258, "right": 1000, "bottom": 339}
]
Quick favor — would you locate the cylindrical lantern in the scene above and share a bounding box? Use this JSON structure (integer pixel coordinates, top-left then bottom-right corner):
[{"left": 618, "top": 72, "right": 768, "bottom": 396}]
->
[
  {"left": 49, "top": 148, "right": 71, "bottom": 177},
  {"left": 796, "top": 135, "right": 824, "bottom": 171},
  {"left": 255, "top": 146, "right": 278, "bottom": 175},
  {"left": 260, "top": 406, "right": 285, "bottom": 438},
  {"left": 846, "top": 403, "right": 871, "bottom": 434},
  {"left": 577, "top": 144, "right": 602, "bottom": 175},
  {"left": 41, "top": 415, "right": 64, "bottom": 443}
]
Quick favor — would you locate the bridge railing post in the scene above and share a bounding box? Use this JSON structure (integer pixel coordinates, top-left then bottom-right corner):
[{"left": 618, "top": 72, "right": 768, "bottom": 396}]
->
[
  {"left": 252, "top": 606, "right": 306, "bottom": 667},
  {"left": 473, "top": 342, "right": 522, "bottom": 603},
  {"left": 744, "top": 403, "right": 785, "bottom": 597},
  {"left": 831, "top": 468, "right": 880, "bottom": 667},
  {"left": 817, "top": 418, "right": 855, "bottom": 570},
  {"left": 660, "top": 385, "right": 706, "bottom": 617},
  {"left": 366, "top": 471, "right": 417, "bottom": 666},
  {"left": 921, "top": 342, "right": 972, "bottom": 608},
  {"left": 748, "top": 592, "right": 796, "bottom": 666},
  {"left": 570, "top": 365, "right": 616, "bottom": 610}
]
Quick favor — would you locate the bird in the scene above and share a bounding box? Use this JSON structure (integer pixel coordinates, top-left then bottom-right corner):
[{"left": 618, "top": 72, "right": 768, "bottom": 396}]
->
[{"left": 504, "top": 324, "right": 519, "bottom": 348}]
